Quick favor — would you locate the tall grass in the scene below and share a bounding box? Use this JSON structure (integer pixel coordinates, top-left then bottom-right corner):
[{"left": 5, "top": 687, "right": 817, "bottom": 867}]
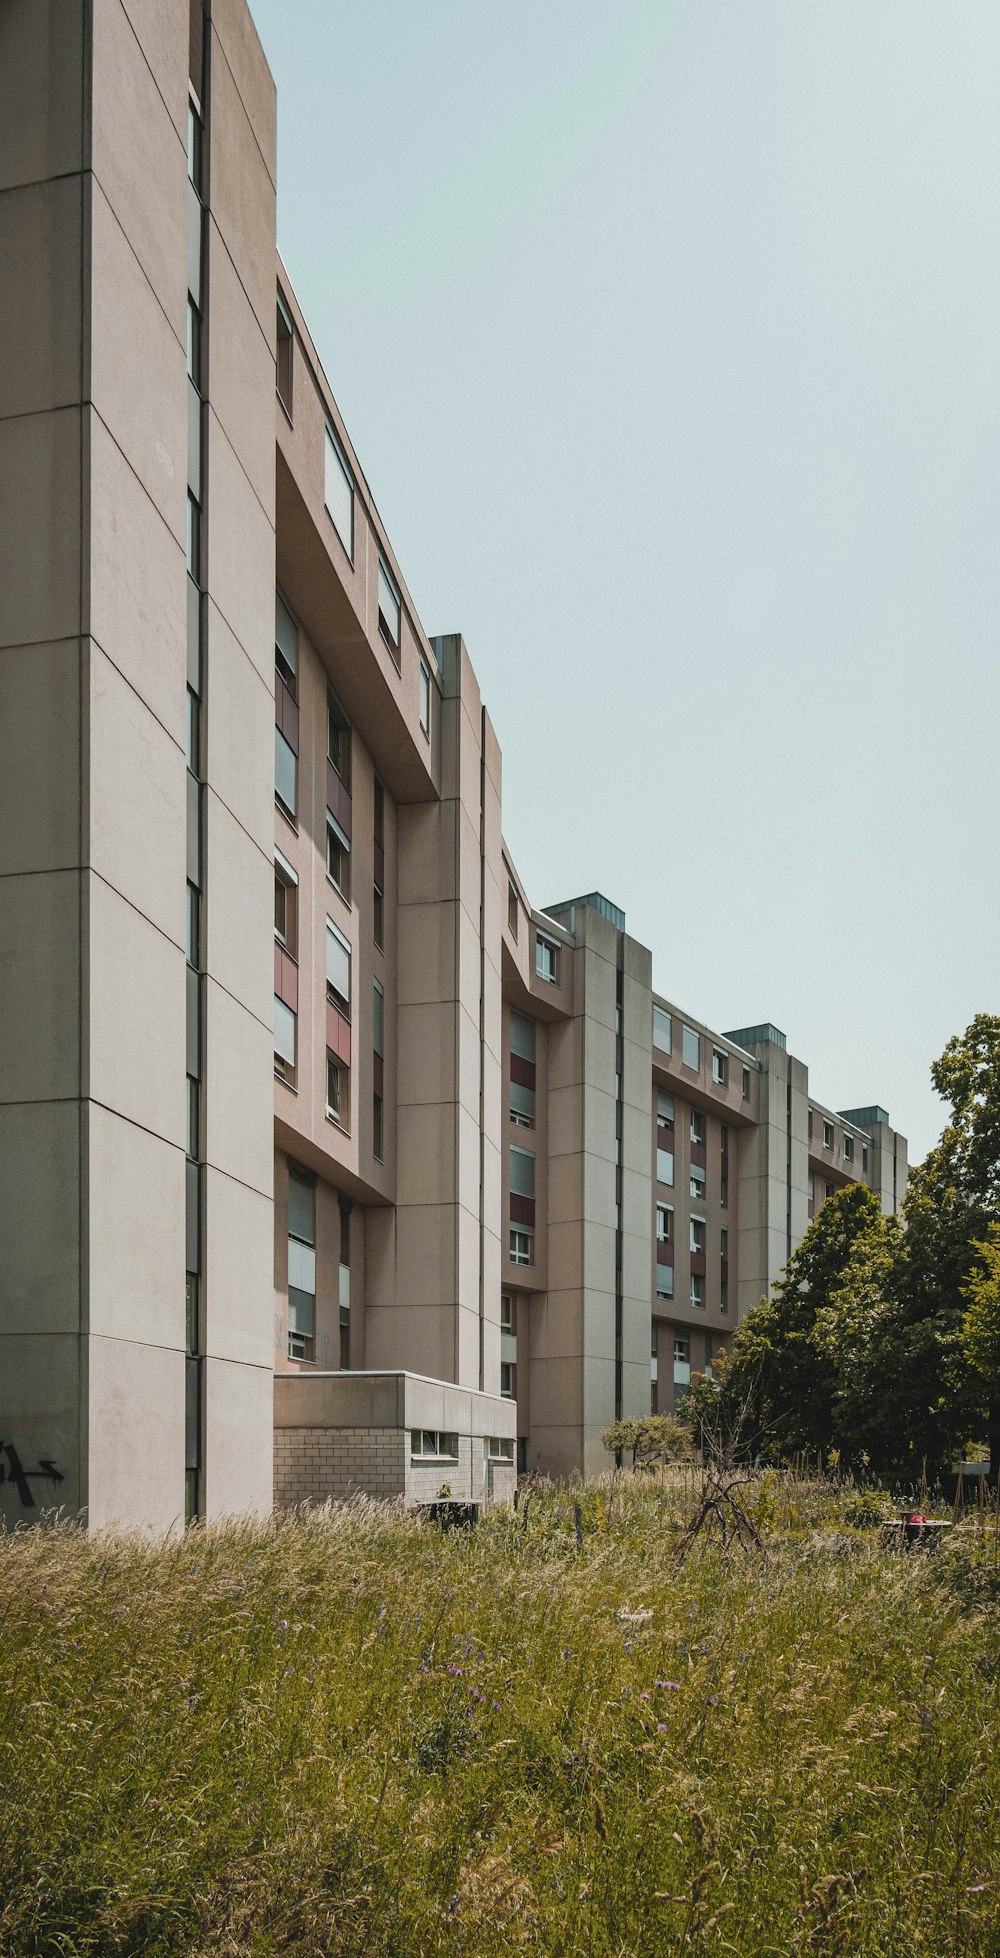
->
[{"left": 1, "top": 1474, "right": 998, "bottom": 1955}]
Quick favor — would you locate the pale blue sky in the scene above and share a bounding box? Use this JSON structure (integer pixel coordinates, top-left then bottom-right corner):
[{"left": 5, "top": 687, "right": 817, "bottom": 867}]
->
[{"left": 250, "top": 0, "right": 1000, "bottom": 1161}]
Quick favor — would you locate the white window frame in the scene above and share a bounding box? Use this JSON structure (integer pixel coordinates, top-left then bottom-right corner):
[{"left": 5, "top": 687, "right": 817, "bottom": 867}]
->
[
  {"left": 535, "top": 934, "right": 558, "bottom": 984},
  {"left": 378, "top": 554, "right": 401, "bottom": 652},
  {"left": 326, "top": 917, "right": 351, "bottom": 1014}
]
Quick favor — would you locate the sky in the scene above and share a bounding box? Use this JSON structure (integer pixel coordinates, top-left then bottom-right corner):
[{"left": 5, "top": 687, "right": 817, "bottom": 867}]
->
[{"left": 250, "top": 0, "right": 1000, "bottom": 1163}]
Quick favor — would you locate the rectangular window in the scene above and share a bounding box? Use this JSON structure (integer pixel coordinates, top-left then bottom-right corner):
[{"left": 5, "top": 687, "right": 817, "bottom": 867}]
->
[
  {"left": 535, "top": 934, "right": 558, "bottom": 983},
  {"left": 500, "top": 1362, "right": 515, "bottom": 1399},
  {"left": 690, "top": 1274, "right": 704, "bottom": 1308},
  {"left": 326, "top": 1051, "right": 349, "bottom": 1128},
  {"left": 186, "top": 686, "right": 200, "bottom": 773},
  {"left": 825, "top": 1181, "right": 834, "bottom": 1200},
  {"left": 690, "top": 1108, "right": 704, "bottom": 1144},
  {"left": 373, "top": 979, "right": 384, "bottom": 1058},
  {"left": 326, "top": 815, "right": 350, "bottom": 899},
  {"left": 185, "top": 1076, "right": 199, "bottom": 1160},
  {"left": 374, "top": 883, "right": 384, "bottom": 951},
  {"left": 808, "top": 1172, "right": 815, "bottom": 1203},
  {"left": 327, "top": 691, "right": 351, "bottom": 787},
  {"left": 656, "top": 1204, "right": 671, "bottom": 1242},
  {"left": 485, "top": 1436, "right": 515, "bottom": 1462},
  {"left": 275, "top": 726, "right": 297, "bottom": 818},
  {"left": 690, "top": 1217, "right": 705, "bottom": 1254},
  {"left": 862, "top": 1144, "right": 869, "bottom": 1173},
  {"left": 325, "top": 422, "right": 354, "bottom": 558},
  {"left": 509, "top": 1228, "right": 533, "bottom": 1266},
  {"left": 274, "top": 995, "right": 296, "bottom": 1078},
  {"left": 690, "top": 1163, "right": 706, "bottom": 1199},
  {"left": 373, "top": 1094, "right": 383, "bottom": 1162},
  {"left": 721, "top": 1225, "right": 728, "bottom": 1258},
  {"left": 510, "top": 1080, "right": 535, "bottom": 1128},
  {"left": 374, "top": 776, "right": 384, "bottom": 848},
  {"left": 510, "top": 1146, "right": 535, "bottom": 1198},
  {"left": 419, "top": 657, "right": 431, "bottom": 733},
  {"left": 742, "top": 1065, "right": 751, "bottom": 1101},
  {"left": 720, "top": 1280, "right": 729, "bottom": 1313},
  {"left": 187, "top": 100, "right": 203, "bottom": 191},
  {"left": 823, "top": 1121, "right": 834, "bottom": 1149},
  {"left": 656, "top": 1264, "right": 674, "bottom": 1298},
  {"left": 326, "top": 918, "right": 351, "bottom": 1014},
  {"left": 510, "top": 1011, "right": 536, "bottom": 1061},
  {"left": 411, "top": 1430, "right": 459, "bottom": 1460},
  {"left": 287, "top": 1165, "right": 315, "bottom": 1361},
  {"left": 682, "top": 1025, "right": 700, "bottom": 1070},
  {"left": 274, "top": 854, "right": 296, "bottom": 950},
  {"left": 187, "top": 296, "right": 202, "bottom": 389},
  {"left": 712, "top": 1048, "right": 728, "bottom": 1086},
  {"left": 186, "top": 881, "right": 200, "bottom": 968},
  {"left": 656, "top": 1147, "right": 674, "bottom": 1187},
  {"left": 378, "top": 555, "right": 401, "bottom": 653},
  {"left": 507, "top": 879, "right": 518, "bottom": 938},
  {"left": 673, "top": 1337, "right": 691, "bottom": 1385},
  {"left": 844, "top": 1134, "right": 854, "bottom": 1161},
  {"left": 721, "top": 1178, "right": 728, "bottom": 1208},
  {"left": 500, "top": 1293, "right": 514, "bottom": 1334},
  {"left": 275, "top": 591, "right": 297, "bottom": 695},
  {"left": 653, "top": 1004, "right": 672, "bottom": 1052},
  {"left": 656, "top": 1088, "right": 675, "bottom": 1125},
  {"left": 186, "top": 490, "right": 201, "bottom": 584},
  {"left": 276, "top": 289, "right": 293, "bottom": 415}
]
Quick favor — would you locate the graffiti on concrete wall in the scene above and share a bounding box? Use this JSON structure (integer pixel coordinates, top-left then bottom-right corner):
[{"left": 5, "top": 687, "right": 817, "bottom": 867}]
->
[{"left": 0, "top": 1442, "right": 64, "bottom": 1510}]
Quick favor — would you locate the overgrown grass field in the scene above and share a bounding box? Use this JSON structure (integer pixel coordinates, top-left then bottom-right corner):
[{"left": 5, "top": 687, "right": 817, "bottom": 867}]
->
[{"left": 2, "top": 1474, "right": 999, "bottom": 1955}]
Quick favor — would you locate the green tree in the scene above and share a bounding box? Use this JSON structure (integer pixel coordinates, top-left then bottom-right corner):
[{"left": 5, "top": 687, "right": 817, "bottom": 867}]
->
[
  {"left": 962, "top": 1224, "right": 1000, "bottom": 1475},
  {"left": 894, "top": 1015, "right": 1000, "bottom": 1476},
  {"left": 600, "top": 1415, "right": 692, "bottom": 1467},
  {"left": 715, "top": 1184, "right": 895, "bottom": 1467}
]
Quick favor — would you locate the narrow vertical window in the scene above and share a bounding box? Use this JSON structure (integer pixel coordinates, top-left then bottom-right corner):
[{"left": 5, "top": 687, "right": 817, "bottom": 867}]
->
[
  {"left": 419, "top": 657, "right": 431, "bottom": 734},
  {"left": 325, "top": 422, "right": 354, "bottom": 558},
  {"left": 276, "top": 289, "right": 293, "bottom": 415}
]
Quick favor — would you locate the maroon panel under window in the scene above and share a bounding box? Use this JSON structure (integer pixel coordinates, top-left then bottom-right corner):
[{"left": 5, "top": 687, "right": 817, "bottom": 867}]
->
[
  {"left": 373, "top": 1053, "right": 384, "bottom": 1097},
  {"left": 510, "top": 1194, "right": 535, "bottom": 1227},
  {"left": 327, "top": 1001, "right": 351, "bottom": 1066},
  {"left": 510, "top": 1054, "right": 536, "bottom": 1090},
  {"left": 656, "top": 1240, "right": 674, "bottom": 1267},
  {"left": 690, "top": 1252, "right": 707, "bottom": 1277},
  {"left": 690, "top": 1142, "right": 707, "bottom": 1169},
  {"left": 275, "top": 946, "right": 298, "bottom": 1012},
  {"left": 657, "top": 1116, "right": 674, "bottom": 1137},
  {"left": 374, "top": 839, "right": 385, "bottom": 886},
  {"left": 326, "top": 762, "right": 353, "bottom": 840}
]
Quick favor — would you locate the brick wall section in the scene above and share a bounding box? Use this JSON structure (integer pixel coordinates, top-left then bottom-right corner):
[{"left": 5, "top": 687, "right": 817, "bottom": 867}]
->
[
  {"left": 273, "top": 1426, "right": 406, "bottom": 1506},
  {"left": 274, "top": 1424, "right": 518, "bottom": 1509}
]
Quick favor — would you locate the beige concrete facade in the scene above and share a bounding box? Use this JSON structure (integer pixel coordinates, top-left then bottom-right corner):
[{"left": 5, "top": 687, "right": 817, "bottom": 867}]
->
[{"left": 0, "top": 0, "right": 909, "bottom": 1525}]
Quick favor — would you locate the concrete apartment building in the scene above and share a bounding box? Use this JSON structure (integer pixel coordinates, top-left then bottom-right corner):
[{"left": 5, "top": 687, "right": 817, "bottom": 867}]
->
[{"left": 0, "top": 0, "right": 907, "bottom": 1531}]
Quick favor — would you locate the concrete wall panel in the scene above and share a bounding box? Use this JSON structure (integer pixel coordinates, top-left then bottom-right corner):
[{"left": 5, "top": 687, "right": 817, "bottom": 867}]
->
[
  {"left": 0, "top": 174, "right": 82, "bottom": 418},
  {"left": 89, "top": 414, "right": 186, "bottom": 736},
  {"left": 0, "top": 0, "right": 85, "bottom": 192},
  {"left": 90, "top": 647, "right": 186, "bottom": 947},
  {"left": 0, "top": 408, "right": 81, "bottom": 648},
  {"left": 85, "top": 1333, "right": 184, "bottom": 1531},
  {"left": 0, "top": 1101, "right": 80, "bottom": 1334},
  {"left": 203, "top": 978, "right": 273, "bottom": 1198},
  {"left": 0, "top": 641, "right": 80, "bottom": 875},
  {"left": 202, "top": 1355, "right": 274, "bottom": 1520},
  {"left": 88, "top": 874, "right": 184, "bottom": 1146},
  {"left": 91, "top": 0, "right": 187, "bottom": 342},
  {"left": 87, "top": 1101, "right": 184, "bottom": 1348},
  {"left": 0, "top": 870, "right": 80, "bottom": 1103}
]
